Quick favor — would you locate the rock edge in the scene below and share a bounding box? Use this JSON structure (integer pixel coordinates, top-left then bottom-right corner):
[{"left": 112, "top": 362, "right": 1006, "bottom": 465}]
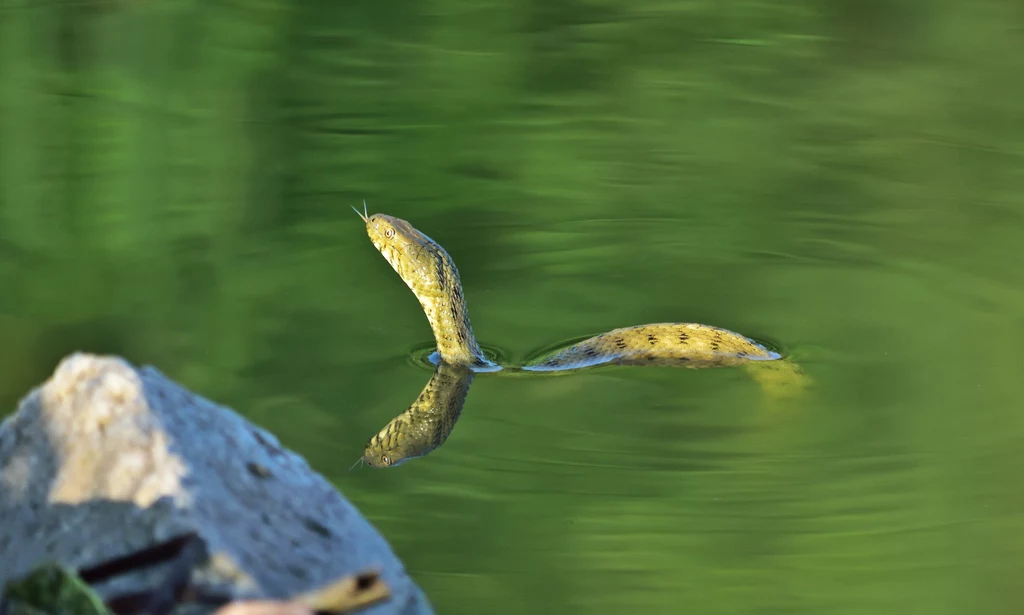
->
[{"left": 0, "top": 353, "right": 432, "bottom": 615}]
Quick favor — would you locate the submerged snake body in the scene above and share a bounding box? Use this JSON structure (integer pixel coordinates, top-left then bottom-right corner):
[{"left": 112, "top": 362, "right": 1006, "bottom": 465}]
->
[
  {"left": 356, "top": 209, "right": 792, "bottom": 467},
  {"left": 524, "top": 323, "right": 779, "bottom": 371}
]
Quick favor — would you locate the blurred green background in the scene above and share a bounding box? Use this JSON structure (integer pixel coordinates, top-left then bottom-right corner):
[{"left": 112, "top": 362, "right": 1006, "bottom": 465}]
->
[{"left": 2, "top": 0, "right": 1024, "bottom": 613}]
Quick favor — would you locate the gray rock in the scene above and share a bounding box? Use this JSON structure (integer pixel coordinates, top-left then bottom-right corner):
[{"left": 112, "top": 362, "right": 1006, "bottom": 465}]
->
[{"left": 0, "top": 353, "right": 433, "bottom": 615}]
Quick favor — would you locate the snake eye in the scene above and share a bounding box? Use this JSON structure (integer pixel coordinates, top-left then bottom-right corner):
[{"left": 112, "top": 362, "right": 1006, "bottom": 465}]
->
[
  {"left": 381, "top": 454, "right": 391, "bottom": 466},
  {"left": 384, "top": 228, "right": 395, "bottom": 238}
]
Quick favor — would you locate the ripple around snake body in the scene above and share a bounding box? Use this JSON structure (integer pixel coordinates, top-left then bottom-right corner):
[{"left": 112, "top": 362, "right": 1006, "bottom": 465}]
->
[
  {"left": 409, "top": 330, "right": 786, "bottom": 376},
  {"left": 407, "top": 341, "right": 510, "bottom": 373}
]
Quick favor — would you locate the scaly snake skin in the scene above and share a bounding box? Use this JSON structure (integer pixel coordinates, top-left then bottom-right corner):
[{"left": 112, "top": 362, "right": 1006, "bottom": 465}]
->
[{"left": 354, "top": 206, "right": 800, "bottom": 468}]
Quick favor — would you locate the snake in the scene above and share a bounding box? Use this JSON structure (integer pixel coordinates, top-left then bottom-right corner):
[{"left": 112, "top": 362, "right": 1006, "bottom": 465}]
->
[{"left": 353, "top": 204, "right": 801, "bottom": 468}]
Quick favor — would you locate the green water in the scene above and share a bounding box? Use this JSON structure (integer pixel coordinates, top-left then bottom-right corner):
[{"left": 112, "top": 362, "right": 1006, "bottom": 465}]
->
[{"left": 3, "top": 1, "right": 1024, "bottom": 613}]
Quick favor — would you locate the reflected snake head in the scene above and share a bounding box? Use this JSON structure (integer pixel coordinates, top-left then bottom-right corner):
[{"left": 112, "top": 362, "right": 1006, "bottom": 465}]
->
[
  {"left": 361, "top": 433, "right": 421, "bottom": 469},
  {"left": 361, "top": 448, "right": 396, "bottom": 469},
  {"left": 360, "top": 413, "right": 430, "bottom": 469},
  {"left": 359, "top": 363, "right": 474, "bottom": 470}
]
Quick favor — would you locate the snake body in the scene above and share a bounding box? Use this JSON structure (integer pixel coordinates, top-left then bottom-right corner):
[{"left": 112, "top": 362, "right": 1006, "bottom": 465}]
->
[{"left": 355, "top": 208, "right": 790, "bottom": 467}]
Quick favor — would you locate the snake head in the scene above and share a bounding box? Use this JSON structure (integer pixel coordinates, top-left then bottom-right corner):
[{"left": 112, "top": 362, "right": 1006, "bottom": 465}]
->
[
  {"left": 362, "top": 213, "right": 420, "bottom": 252},
  {"left": 357, "top": 210, "right": 454, "bottom": 283}
]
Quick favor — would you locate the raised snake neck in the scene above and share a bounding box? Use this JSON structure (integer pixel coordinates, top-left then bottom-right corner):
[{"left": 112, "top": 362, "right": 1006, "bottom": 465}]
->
[
  {"left": 354, "top": 208, "right": 797, "bottom": 468},
  {"left": 356, "top": 210, "right": 498, "bottom": 370}
]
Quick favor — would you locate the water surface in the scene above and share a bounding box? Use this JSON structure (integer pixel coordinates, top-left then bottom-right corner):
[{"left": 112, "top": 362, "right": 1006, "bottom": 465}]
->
[{"left": 2, "top": 2, "right": 1023, "bottom": 614}]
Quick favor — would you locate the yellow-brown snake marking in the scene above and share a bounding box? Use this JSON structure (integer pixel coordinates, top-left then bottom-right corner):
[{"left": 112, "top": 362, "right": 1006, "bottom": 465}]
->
[{"left": 353, "top": 205, "right": 803, "bottom": 467}]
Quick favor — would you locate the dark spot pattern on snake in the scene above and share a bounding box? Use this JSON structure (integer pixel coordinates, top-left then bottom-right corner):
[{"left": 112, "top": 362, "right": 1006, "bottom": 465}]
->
[{"left": 436, "top": 259, "right": 446, "bottom": 290}]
